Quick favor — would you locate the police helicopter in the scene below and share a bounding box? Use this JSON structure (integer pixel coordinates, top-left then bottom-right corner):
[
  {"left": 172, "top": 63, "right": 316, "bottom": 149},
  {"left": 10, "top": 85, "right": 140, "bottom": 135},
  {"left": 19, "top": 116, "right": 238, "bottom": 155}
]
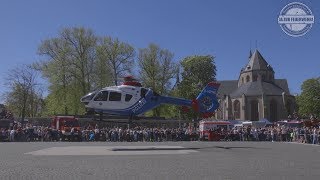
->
[{"left": 80, "top": 76, "right": 220, "bottom": 122}]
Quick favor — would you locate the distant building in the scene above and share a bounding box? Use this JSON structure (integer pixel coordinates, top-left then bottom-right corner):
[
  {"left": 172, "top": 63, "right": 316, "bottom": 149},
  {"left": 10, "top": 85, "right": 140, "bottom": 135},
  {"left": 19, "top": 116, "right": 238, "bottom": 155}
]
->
[{"left": 216, "top": 50, "right": 296, "bottom": 121}]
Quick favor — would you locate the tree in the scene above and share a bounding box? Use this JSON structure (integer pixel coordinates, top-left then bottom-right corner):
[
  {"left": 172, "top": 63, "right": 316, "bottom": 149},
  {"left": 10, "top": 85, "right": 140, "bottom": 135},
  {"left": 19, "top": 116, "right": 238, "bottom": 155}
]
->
[
  {"left": 5, "top": 65, "right": 42, "bottom": 121},
  {"left": 60, "top": 27, "right": 97, "bottom": 94},
  {"left": 37, "top": 37, "right": 72, "bottom": 114},
  {"left": 138, "top": 44, "right": 178, "bottom": 116},
  {"left": 176, "top": 55, "right": 217, "bottom": 120},
  {"left": 96, "top": 37, "right": 135, "bottom": 86},
  {"left": 36, "top": 27, "right": 98, "bottom": 115},
  {"left": 296, "top": 78, "right": 320, "bottom": 119}
]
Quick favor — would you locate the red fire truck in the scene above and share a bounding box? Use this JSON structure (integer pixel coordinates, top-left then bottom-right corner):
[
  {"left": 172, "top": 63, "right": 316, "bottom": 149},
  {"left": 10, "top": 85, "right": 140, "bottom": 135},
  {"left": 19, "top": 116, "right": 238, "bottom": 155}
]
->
[{"left": 51, "top": 116, "right": 81, "bottom": 141}]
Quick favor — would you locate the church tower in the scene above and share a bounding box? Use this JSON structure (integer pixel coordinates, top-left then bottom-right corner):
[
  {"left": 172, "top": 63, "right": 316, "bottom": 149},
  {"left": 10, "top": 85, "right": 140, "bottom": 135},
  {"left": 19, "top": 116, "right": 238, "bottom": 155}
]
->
[
  {"left": 238, "top": 50, "right": 275, "bottom": 87},
  {"left": 216, "top": 49, "right": 296, "bottom": 121}
]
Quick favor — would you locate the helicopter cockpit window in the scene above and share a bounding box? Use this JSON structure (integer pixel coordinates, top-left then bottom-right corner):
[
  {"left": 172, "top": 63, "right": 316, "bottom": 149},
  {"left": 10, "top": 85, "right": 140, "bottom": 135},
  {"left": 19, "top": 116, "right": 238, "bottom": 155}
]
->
[
  {"left": 94, "top": 91, "right": 109, "bottom": 101},
  {"left": 140, "top": 88, "right": 148, "bottom": 98},
  {"left": 81, "top": 91, "right": 97, "bottom": 102},
  {"left": 109, "top": 92, "right": 122, "bottom": 101},
  {"left": 125, "top": 94, "right": 133, "bottom": 102}
]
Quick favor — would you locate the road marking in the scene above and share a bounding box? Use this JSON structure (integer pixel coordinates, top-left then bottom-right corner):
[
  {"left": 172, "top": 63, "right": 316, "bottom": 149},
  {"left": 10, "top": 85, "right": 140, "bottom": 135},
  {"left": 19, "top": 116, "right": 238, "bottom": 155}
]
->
[
  {"left": 284, "top": 142, "right": 320, "bottom": 147},
  {"left": 25, "top": 146, "right": 198, "bottom": 156}
]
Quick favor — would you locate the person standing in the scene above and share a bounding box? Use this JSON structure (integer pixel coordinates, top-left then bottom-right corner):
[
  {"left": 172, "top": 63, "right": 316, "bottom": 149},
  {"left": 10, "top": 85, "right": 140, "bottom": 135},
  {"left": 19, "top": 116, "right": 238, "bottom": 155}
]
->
[
  {"left": 271, "top": 128, "right": 275, "bottom": 142},
  {"left": 9, "top": 129, "right": 15, "bottom": 142},
  {"left": 312, "top": 127, "right": 318, "bottom": 144}
]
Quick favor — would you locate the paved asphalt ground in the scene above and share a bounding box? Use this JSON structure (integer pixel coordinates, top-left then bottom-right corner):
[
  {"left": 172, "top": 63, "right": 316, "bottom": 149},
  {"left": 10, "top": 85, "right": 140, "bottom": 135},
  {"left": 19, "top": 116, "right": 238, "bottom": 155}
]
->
[{"left": 0, "top": 141, "right": 319, "bottom": 180}]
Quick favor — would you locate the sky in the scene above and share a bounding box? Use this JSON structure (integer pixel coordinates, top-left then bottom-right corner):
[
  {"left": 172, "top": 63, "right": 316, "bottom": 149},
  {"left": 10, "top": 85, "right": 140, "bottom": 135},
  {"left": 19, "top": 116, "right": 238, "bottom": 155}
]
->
[{"left": 0, "top": 0, "right": 319, "bottom": 103}]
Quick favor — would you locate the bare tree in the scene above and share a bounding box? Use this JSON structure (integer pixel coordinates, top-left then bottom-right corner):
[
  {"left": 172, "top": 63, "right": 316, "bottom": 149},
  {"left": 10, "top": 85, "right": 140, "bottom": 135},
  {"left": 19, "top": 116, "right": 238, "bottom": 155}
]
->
[{"left": 5, "top": 65, "right": 39, "bottom": 121}]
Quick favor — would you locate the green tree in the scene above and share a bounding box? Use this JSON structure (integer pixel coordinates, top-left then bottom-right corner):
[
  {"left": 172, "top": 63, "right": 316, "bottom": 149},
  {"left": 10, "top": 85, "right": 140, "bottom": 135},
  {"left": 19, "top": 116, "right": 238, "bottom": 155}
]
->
[
  {"left": 60, "top": 27, "right": 97, "bottom": 95},
  {"left": 296, "top": 78, "right": 320, "bottom": 119},
  {"left": 96, "top": 37, "right": 135, "bottom": 86},
  {"left": 138, "top": 44, "right": 178, "bottom": 116},
  {"left": 37, "top": 37, "right": 72, "bottom": 114},
  {"left": 176, "top": 55, "right": 217, "bottom": 120},
  {"left": 36, "top": 27, "right": 98, "bottom": 115}
]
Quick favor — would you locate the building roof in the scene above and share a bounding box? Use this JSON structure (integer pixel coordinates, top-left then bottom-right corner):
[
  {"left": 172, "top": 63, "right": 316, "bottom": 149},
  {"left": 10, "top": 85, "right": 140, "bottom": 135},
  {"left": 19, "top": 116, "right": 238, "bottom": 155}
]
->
[
  {"left": 229, "top": 81, "right": 287, "bottom": 98},
  {"left": 217, "top": 79, "right": 290, "bottom": 99},
  {"left": 217, "top": 80, "right": 238, "bottom": 98},
  {"left": 242, "top": 50, "right": 274, "bottom": 72},
  {"left": 274, "top": 79, "right": 290, "bottom": 94}
]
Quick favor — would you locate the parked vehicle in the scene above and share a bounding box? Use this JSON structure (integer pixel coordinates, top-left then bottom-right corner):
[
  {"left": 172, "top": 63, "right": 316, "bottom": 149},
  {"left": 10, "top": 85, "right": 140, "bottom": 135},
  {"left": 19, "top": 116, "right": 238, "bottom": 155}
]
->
[
  {"left": 199, "top": 120, "right": 232, "bottom": 140},
  {"left": 51, "top": 116, "right": 81, "bottom": 141},
  {"left": 285, "top": 120, "right": 303, "bottom": 128}
]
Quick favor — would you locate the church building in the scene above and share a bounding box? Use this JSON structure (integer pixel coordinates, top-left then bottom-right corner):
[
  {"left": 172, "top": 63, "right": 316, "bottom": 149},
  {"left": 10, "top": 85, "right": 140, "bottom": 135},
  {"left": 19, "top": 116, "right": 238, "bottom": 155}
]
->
[{"left": 216, "top": 50, "right": 296, "bottom": 121}]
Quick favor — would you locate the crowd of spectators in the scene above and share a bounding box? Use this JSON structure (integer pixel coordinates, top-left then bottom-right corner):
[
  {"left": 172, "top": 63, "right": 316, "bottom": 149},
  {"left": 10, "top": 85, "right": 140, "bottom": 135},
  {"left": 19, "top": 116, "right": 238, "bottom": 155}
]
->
[
  {"left": 0, "top": 123, "right": 198, "bottom": 142},
  {"left": 1, "top": 108, "right": 320, "bottom": 145},
  {"left": 0, "top": 108, "right": 13, "bottom": 120},
  {"left": 81, "top": 126, "right": 198, "bottom": 142},
  {"left": 1, "top": 121, "right": 319, "bottom": 145},
  {"left": 216, "top": 126, "right": 320, "bottom": 144}
]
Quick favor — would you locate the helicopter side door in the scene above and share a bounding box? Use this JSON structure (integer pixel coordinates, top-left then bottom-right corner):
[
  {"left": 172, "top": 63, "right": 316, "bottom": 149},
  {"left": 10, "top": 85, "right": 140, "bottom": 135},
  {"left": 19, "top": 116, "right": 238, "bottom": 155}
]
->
[{"left": 107, "top": 91, "right": 126, "bottom": 109}]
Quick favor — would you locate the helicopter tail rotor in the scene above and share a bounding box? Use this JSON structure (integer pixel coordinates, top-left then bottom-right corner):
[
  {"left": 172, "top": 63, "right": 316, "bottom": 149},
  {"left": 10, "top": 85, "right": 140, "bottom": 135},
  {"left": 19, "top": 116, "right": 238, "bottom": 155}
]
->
[{"left": 192, "top": 82, "right": 220, "bottom": 118}]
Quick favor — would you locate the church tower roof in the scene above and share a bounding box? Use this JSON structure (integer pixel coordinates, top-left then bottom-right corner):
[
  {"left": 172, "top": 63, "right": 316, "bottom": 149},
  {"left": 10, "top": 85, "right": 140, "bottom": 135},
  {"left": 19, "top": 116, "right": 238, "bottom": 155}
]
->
[{"left": 243, "top": 50, "right": 273, "bottom": 72}]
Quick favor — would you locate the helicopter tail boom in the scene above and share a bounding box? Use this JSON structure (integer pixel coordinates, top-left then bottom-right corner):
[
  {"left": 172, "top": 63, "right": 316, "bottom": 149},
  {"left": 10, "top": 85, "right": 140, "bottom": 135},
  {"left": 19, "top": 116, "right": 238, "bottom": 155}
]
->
[{"left": 160, "top": 82, "right": 220, "bottom": 118}]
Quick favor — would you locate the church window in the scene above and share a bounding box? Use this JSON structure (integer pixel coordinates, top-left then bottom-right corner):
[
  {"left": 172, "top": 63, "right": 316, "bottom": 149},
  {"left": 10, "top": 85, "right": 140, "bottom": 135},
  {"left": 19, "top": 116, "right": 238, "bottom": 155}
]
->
[
  {"left": 262, "top": 75, "right": 265, "bottom": 81},
  {"left": 250, "top": 100, "right": 259, "bottom": 121},
  {"left": 253, "top": 75, "right": 258, "bottom": 82},
  {"left": 233, "top": 100, "right": 241, "bottom": 119},
  {"left": 246, "top": 75, "right": 250, "bottom": 82},
  {"left": 270, "top": 99, "right": 278, "bottom": 121},
  {"left": 286, "top": 100, "right": 292, "bottom": 116}
]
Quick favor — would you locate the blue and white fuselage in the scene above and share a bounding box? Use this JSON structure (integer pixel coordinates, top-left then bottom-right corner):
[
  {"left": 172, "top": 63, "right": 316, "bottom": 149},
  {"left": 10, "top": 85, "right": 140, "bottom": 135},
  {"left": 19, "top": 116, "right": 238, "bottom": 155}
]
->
[{"left": 81, "top": 82, "right": 220, "bottom": 117}]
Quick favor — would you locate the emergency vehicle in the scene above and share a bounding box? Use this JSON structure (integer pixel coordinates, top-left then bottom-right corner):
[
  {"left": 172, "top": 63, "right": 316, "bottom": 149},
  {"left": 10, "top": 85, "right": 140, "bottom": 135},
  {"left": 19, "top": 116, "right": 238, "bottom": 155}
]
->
[
  {"left": 199, "top": 120, "right": 233, "bottom": 140},
  {"left": 51, "top": 116, "right": 81, "bottom": 141}
]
